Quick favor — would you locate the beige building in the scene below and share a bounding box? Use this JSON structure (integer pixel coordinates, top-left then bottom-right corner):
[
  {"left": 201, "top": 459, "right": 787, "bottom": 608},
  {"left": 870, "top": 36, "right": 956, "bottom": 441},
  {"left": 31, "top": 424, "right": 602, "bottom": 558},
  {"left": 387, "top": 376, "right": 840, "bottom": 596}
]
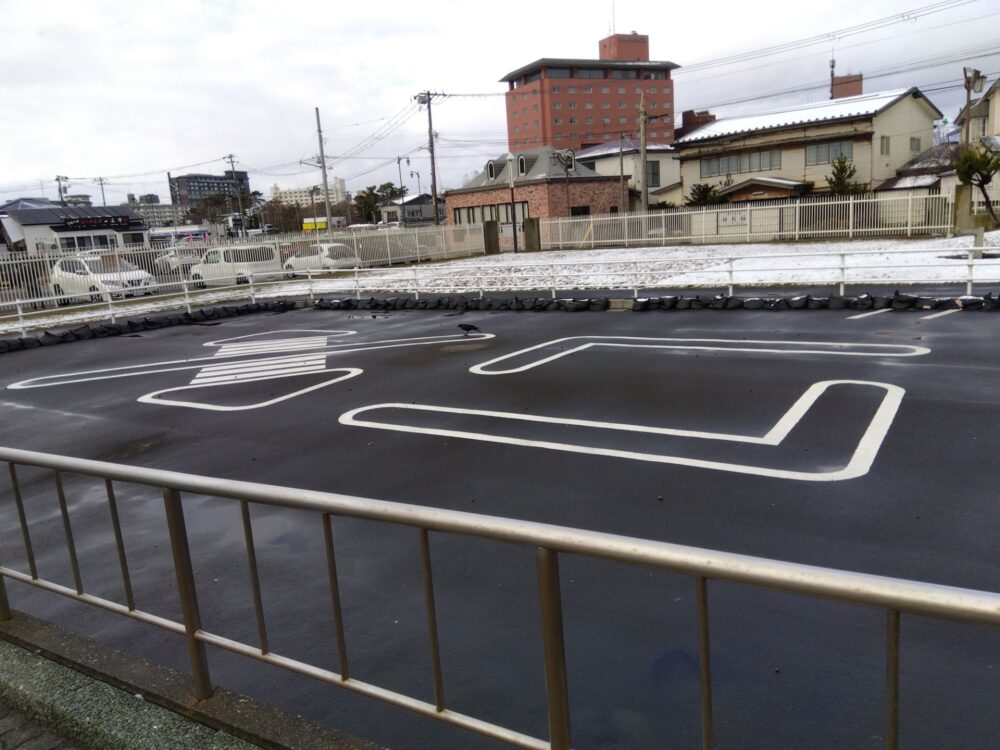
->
[
  {"left": 575, "top": 139, "right": 682, "bottom": 208},
  {"left": 673, "top": 88, "right": 943, "bottom": 201},
  {"left": 269, "top": 178, "right": 346, "bottom": 208},
  {"left": 956, "top": 77, "right": 1000, "bottom": 144}
]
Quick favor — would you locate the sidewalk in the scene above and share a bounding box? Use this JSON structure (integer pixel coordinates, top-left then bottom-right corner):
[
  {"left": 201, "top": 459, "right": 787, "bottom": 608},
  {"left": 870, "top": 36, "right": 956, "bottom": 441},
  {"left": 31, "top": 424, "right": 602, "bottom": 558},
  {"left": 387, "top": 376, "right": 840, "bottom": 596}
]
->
[{"left": 0, "top": 701, "right": 81, "bottom": 750}]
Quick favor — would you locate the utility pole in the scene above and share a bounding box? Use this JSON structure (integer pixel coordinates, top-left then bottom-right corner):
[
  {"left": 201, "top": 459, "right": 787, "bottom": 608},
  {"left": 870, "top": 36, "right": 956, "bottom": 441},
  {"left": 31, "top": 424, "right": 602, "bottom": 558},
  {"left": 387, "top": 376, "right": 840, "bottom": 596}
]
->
[
  {"left": 315, "top": 107, "right": 334, "bottom": 236},
  {"left": 396, "top": 156, "right": 409, "bottom": 226},
  {"left": 225, "top": 154, "right": 246, "bottom": 239},
  {"left": 962, "top": 67, "right": 987, "bottom": 145},
  {"left": 619, "top": 133, "right": 626, "bottom": 212},
  {"left": 94, "top": 177, "right": 108, "bottom": 206},
  {"left": 415, "top": 92, "right": 441, "bottom": 224},
  {"left": 639, "top": 95, "right": 648, "bottom": 212},
  {"left": 55, "top": 175, "right": 69, "bottom": 206}
]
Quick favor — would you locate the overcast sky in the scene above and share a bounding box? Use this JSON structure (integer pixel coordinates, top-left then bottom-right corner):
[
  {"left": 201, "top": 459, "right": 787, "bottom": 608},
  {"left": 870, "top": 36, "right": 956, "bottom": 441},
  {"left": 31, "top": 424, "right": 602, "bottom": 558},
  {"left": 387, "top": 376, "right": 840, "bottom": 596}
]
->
[{"left": 1, "top": 0, "right": 997, "bottom": 207}]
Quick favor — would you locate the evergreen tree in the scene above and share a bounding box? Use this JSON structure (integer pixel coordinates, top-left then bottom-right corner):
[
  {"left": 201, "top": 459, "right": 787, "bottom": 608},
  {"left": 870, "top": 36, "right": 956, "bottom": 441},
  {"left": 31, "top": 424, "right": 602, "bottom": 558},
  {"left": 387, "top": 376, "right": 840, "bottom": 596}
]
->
[
  {"left": 825, "top": 156, "right": 867, "bottom": 196},
  {"left": 955, "top": 145, "right": 1000, "bottom": 228}
]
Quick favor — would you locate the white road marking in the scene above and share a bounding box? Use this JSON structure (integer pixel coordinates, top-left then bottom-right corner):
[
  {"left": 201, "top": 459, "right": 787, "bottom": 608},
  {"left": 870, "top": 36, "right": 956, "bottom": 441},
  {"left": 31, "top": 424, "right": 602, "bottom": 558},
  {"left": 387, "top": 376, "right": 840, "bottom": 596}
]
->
[
  {"left": 919, "top": 308, "right": 961, "bottom": 321},
  {"left": 7, "top": 332, "right": 494, "bottom": 390},
  {"left": 847, "top": 308, "right": 893, "bottom": 320},
  {"left": 469, "top": 336, "right": 928, "bottom": 376},
  {"left": 340, "top": 380, "right": 904, "bottom": 482},
  {"left": 140, "top": 368, "right": 363, "bottom": 412}
]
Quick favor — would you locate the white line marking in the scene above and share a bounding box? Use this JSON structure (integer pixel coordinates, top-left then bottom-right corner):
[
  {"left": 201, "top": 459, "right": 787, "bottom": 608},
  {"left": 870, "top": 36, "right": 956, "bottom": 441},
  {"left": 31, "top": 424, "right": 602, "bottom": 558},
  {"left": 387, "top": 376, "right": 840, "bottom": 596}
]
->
[
  {"left": 139, "top": 368, "right": 364, "bottom": 411},
  {"left": 194, "top": 354, "right": 324, "bottom": 375},
  {"left": 206, "top": 330, "right": 357, "bottom": 347},
  {"left": 339, "top": 380, "right": 904, "bottom": 482},
  {"left": 7, "top": 333, "right": 494, "bottom": 390},
  {"left": 847, "top": 308, "right": 893, "bottom": 320},
  {"left": 919, "top": 308, "right": 961, "bottom": 321},
  {"left": 469, "top": 336, "right": 928, "bottom": 376},
  {"left": 191, "top": 364, "right": 326, "bottom": 385}
]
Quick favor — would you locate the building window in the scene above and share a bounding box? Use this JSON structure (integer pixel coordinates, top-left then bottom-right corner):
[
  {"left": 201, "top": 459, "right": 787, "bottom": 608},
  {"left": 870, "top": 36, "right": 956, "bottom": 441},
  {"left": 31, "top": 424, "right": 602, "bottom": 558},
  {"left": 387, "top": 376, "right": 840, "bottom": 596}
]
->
[
  {"left": 600, "top": 86, "right": 609, "bottom": 93},
  {"left": 567, "top": 86, "right": 577, "bottom": 94},
  {"left": 910, "top": 137, "right": 921, "bottom": 152},
  {"left": 487, "top": 162, "right": 496, "bottom": 180},
  {"left": 648, "top": 101, "right": 656, "bottom": 109},
  {"left": 586, "top": 117, "right": 594, "bottom": 124},
  {"left": 551, "top": 85, "right": 561, "bottom": 93},
  {"left": 611, "top": 70, "right": 638, "bottom": 80},
  {"left": 602, "top": 117, "right": 611, "bottom": 125},
  {"left": 646, "top": 160, "right": 661, "bottom": 188},
  {"left": 583, "top": 86, "right": 593, "bottom": 94},
  {"left": 556, "top": 133, "right": 563, "bottom": 141},
  {"left": 517, "top": 156, "right": 527, "bottom": 175},
  {"left": 532, "top": 104, "right": 538, "bottom": 111},
  {"left": 554, "top": 117, "right": 562, "bottom": 125},
  {"left": 618, "top": 86, "right": 626, "bottom": 94},
  {"left": 59, "top": 237, "right": 76, "bottom": 250},
  {"left": 585, "top": 102, "right": 593, "bottom": 109},
  {"left": 700, "top": 148, "right": 782, "bottom": 178},
  {"left": 601, "top": 101, "right": 610, "bottom": 109},
  {"left": 662, "top": 85, "right": 672, "bottom": 93},
  {"left": 577, "top": 69, "right": 604, "bottom": 79},
  {"left": 619, "top": 101, "right": 627, "bottom": 109},
  {"left": 880, "top": 136, "right": 890, "bottom": 155},
  {"left": 568, "top": 102, "right": 577, "bottom": 109},
  {"left": 619, "top": 117, "right": 628, "bottom": 124},
  {"left": 553, "top": 102, "right": 561, "bottom": 110},
  {"left": 585, "top": 133, "right": 595, "bottom": 139},
  {"left": 548, "top": 68, "right": 571, "bottom": 79},
  {"left": 513, "top": 126, "right": 519, "bottom": 133},
  {"left": 649, "top": 131, "right": 657, "bottom": 138},
  {"left": 805, "top": 140, "right": 853, "bottom": 166},
  {"left": 569, "top": 117, "right": 577, "bottom": 124},
  {"left": 634, "top": 87, "right": 642, "bottom": 94}
]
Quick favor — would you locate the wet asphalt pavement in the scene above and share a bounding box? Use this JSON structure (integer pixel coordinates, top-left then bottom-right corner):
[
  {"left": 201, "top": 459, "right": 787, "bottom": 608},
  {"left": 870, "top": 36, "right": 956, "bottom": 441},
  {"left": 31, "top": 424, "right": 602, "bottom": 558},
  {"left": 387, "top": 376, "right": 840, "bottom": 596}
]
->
[{"left": 1, "top": 305, "right": 999, "bottom": 750}]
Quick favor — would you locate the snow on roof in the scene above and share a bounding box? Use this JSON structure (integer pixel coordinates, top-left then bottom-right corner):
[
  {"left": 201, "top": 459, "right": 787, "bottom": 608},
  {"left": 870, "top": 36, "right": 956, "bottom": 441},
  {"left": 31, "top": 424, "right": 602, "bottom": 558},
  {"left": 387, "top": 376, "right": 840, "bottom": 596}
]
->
[
  {"left": 576, "top": 139, "right": 674, "bottom": 160},
  {"left": 887, "top": 175, "right": 939, "bottom": 189},
  {"left": 675, "top": 88, "right": 937, "bottom": 145}
]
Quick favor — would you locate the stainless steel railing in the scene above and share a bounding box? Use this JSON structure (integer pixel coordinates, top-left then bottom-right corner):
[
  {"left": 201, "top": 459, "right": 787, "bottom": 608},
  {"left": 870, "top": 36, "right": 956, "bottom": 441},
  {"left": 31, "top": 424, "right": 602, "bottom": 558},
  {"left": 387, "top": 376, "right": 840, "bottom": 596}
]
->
[{"left": 2, "top": 445, "right": 1000, "bottom": 749}]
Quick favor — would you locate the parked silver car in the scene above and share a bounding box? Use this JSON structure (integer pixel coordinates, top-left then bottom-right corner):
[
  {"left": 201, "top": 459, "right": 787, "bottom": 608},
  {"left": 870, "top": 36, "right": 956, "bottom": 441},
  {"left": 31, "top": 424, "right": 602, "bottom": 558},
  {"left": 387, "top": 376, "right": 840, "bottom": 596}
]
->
[
  {"left": 50, "top": 256, "right": 156, "bottom": 304},
  {"left": 283, "top": 243, "right": 358, "bottom": 277}
]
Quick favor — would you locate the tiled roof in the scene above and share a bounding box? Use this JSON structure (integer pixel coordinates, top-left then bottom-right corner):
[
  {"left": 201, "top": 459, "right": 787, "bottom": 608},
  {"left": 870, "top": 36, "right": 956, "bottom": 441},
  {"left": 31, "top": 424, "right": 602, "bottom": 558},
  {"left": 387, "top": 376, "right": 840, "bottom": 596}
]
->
[
  {"left": 456, "top": 147, "right": 610, "bottom": 191},
  {"left": 674, "top": 88, "right": 942, "bottom": 145}
]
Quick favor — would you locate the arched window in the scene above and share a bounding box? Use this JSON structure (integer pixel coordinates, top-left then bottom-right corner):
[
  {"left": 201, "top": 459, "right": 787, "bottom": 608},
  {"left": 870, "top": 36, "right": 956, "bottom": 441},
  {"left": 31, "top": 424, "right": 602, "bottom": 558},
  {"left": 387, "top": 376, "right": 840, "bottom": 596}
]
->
[
  {"left": 517, "top": 156, "right": 527, "bottom": 175},
  {"left": 486, "top": 162, "right": 496, "bottom": 180}
]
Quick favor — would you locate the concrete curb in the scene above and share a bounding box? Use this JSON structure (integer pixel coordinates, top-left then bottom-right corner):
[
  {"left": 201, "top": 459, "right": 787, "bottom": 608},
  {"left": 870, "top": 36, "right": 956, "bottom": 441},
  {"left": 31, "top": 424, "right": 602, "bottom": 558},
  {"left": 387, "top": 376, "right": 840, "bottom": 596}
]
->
[{"left": 0, "top": 611, "right": 381, "bottom": 750}]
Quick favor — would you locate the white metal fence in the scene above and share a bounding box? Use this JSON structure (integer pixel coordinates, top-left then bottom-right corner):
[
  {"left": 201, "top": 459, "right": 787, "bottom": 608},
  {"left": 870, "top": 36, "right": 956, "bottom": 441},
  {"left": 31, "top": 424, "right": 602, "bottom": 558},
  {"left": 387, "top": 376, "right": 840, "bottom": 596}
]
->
[
  {"left": 971, "top": 184, "right": 1000, "bottom": 215},
  {"left": 541, "top": 192, "right": 954, "bottom": 250}
]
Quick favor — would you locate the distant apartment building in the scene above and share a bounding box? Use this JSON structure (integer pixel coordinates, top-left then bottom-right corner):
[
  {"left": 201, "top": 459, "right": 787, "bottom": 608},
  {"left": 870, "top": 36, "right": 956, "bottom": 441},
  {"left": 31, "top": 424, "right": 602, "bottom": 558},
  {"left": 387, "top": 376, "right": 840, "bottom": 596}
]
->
[
  {"left": 269, "top": 178, "right": 346, "bottom": 208},
  {"left": 501, "top": 33, "right": 678, "bottom": 152},
  {"left": 168, "top": 170, "right": 250, "bottom": 210},
  {"left": 126, "top": 202, "right": 186, "bottom": 227}
]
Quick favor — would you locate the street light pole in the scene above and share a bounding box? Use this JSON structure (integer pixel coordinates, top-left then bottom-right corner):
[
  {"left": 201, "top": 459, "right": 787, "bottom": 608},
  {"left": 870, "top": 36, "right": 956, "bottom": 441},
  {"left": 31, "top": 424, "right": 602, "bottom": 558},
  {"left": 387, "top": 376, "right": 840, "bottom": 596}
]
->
[
  {"left": 962, "top": 67, "right": 987, "bottom": 145},
  {"left": 506, "top": 153, "right": 519, "bottom": 254}
]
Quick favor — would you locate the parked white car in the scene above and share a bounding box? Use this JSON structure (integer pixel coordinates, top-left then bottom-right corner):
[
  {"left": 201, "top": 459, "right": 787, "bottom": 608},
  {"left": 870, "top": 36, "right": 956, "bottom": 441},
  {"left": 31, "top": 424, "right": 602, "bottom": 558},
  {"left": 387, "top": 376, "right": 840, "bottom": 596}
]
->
[
  {"left": 153, "top": 248, "right": 202, "bottom": 275},
  {"left": 283, "top": 243, "right": 358, "bottom": 277},
  {"left": 50, "top": 256, "right": 156, "bottom": 304},
  {"left": 189, "top": 244, "right": 282, "bottom": 288}
]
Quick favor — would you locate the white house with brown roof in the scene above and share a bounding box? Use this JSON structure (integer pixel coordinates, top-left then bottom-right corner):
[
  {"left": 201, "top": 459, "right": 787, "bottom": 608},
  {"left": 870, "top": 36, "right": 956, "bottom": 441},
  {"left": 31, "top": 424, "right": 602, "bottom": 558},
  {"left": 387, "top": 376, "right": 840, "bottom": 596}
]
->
[{"left": 673, "top": 88, "right": 943, "bottom": 201}]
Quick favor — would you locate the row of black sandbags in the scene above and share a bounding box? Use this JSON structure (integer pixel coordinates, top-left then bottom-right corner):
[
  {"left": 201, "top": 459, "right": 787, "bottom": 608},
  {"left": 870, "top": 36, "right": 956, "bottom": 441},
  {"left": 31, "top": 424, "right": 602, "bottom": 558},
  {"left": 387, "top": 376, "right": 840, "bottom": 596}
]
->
[
  {"left": 315, "top": 296, "right": 610, "bottom": 312},
  {"left": 0, "top": 300, "right": 296, "bottom": 355},
  {"left": 632, "top": 292, "right": 1000, "bottom": 311}
]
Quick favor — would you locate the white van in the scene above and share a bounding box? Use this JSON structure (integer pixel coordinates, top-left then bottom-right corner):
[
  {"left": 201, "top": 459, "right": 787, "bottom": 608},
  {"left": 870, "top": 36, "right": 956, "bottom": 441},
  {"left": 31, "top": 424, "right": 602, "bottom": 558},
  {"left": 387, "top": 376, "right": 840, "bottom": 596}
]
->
[{"left": 190, "top": 244, "right": 282, "bottom": 287}]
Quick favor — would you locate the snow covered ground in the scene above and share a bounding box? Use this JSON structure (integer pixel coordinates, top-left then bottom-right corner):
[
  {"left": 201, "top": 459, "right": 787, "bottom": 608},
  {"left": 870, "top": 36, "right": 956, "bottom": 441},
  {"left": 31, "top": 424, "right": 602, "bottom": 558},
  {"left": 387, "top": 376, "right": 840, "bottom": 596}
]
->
[{"left": 3, "top": 231, "right": 998, "bottom": 335}]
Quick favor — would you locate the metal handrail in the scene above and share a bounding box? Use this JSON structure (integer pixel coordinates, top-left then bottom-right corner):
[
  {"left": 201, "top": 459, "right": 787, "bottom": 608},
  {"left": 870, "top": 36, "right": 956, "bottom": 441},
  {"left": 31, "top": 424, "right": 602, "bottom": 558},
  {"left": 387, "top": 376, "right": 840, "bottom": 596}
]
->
[{"left": 2, "top": 446, "right": 1000, "bottom": 749}]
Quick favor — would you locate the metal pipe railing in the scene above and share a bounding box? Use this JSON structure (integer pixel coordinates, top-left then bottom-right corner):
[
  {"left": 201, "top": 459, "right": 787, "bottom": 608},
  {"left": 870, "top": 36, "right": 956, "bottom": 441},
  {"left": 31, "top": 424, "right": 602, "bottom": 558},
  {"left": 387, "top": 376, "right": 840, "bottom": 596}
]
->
[{"left": 3, "top": 446, "right": 1000, "bottom": 749}]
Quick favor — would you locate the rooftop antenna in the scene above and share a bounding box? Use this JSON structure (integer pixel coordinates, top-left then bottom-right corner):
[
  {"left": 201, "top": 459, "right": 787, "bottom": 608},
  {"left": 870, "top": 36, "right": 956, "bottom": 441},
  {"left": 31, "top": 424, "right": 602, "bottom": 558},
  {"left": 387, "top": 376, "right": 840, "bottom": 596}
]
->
[{"left": 829, "top": 56, "right": 836, "bottom": 99}]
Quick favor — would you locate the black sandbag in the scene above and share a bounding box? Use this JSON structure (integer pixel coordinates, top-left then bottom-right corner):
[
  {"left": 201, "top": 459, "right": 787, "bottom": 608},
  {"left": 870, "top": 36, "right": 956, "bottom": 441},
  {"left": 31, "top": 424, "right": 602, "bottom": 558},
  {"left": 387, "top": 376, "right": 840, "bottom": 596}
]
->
[
  {"left": 0, "top": 341, "right": 10, "bottom": 354},
  {"left": 533, "top": 298, "right": 549, "bottom": 311},
  {"left": 71, "top": 325, "right": 94, "bottom": 340},
  {"left": 766, "top": 298, "right": 790, "bottom": 310},
  {"left": 872, "top": 296, "right": 892, "bottom": 309},
  {"left": 466, "top": 298, "right": 481, "bottom": 310},
  {"left": 934, "top": 298, "right": 960, "bottom": 309},
  {"left": 1, "top": 338, "right": 24, "bottom": 351},
  {"left": 959, "top": 296, "right": 984, "bottom": 311},
  {"left": 828, "top": 295, "right": 849, "bottom": 309},
  {"left": 708, "top": 295, "right": 729, "bottom": 310},
  {"left": 224, "top": 306, "right": 240, "bottom": 316},
  {"left": 20, "top": 337, "right": 41, "bottom": 349},
  {"left": 589, "top": 298, "right": 609, "bottom": 311},
  {"left": 724, "top": 296, "right": 744, "bottom": 310},
  {"left": 165, "top": 315, "right": 183, "bottom": 326},
  {"left": 848, "top": 295, "right": 873, "bottom": 310},
  {"left": 787, "top": 296, "right": 808, "bottom": 310},
  {"left": 675, "top": 297, "right": 692, "bottom": 310},
  {"left": 40, "top": 331, "right": 66, "bottom": 346},
  {"left": 403, "top": 299, "right": 416, "bottom": 309},
  {"left": 545, "top": 300, "right": 559, "bottom": 311},
  {"left": 807, "top": 297, "right": 829, "bottom": 309},
  {"left": 143, "top": 317, "right": 164, "bottom": 329},
  {"left": 742, "top": 298, "right": 765, "bottom": 310},
  {"left": 394, "top": 298, "right": 408, "bottom": 310},
  {"left": 891, "top": 292, "right": 917, "bottom": 310},
  {"left": 414, "top": 299, "right": 428, "bottom": 310},
  {"left": 913, "top": 297, "right": 937, "bottom": 310},
  {"left": 127, "top": 319, "right": 148, "bottom": 332},
  {"left": 567, "top": 300, "right": 589, "bottom": 312},
  {"left": 657, "top": 296, "right": 678, "bottom": 310},
  {"left": 632, "top": 298, "right": 650, "bottom": 311},
  {"left": 690, "top": 297, "right": 709, "bottom": 310},
  {"left": 479, "top": 298, "right": 494, "bottom": 310},
  {"left": 496, "top": 300, "right": 510, "bottom": 310},
  {"left": 425, "top": 298, "right": 440, "bottom": 309}
]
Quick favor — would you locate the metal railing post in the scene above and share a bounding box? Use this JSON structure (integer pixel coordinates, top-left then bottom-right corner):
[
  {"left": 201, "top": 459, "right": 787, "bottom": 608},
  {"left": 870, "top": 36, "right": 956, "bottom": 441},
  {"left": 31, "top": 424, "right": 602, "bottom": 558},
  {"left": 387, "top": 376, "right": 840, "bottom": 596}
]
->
[
  {"left": 550, "top": 264, "right": 556, "bottom": 299},
  {"left": 795, "top": 199, "right": 801, "bottom": 241},
  {"left": 0, "top": 574, "right": 10, "bottom": 621},
  {"left": 839, "top": 252, "right": 846, "bottom": 296},
  {"left": 412, "top": 268, "right": 420, "bottom": 301},
  {"left": 354, "top": 267, "right": 362, "bottom": 300},
  {"left": 967, "top": 250, "right": 974, "bottom": 296},
  {"left": 727, "top": 258, "right": 735, "bottom": 297},
  {"left": 106, "top": 293, "right": 116, "bottom": 324},
  {"left": 885, "top": 610, "right": 900, "bottom": 750},
  {"left": 307, "top": 268, "right": 315, "bottom": 304},
  {"left": 181, "top": 278, "right": 192, "bottom": 314},
  {"left": 15, "top": 302, "right": 26, "bottom": 338},
  {"left": 536, "top": 547, "right": 571, "bottom": 750},
  {"left": 249, "top": 273, "right": 256, "bottom": 303},
  {"left": 632, "top": 260, "right": 640, "bottom": 299},
  {"left": 849, "top": 195, "right": 855, "bottom": 239},
  {"left": 697, "top": 577, "right": 714, "bottom": 750},
  {"left": 420, "top": 529, "right": 445, "bottom": 712},
  {"left": 906, "top": 192, "right": 913, "bottom": 237},
  {"left": 162, "top": 488, "right": 214, "bottom": 700}
]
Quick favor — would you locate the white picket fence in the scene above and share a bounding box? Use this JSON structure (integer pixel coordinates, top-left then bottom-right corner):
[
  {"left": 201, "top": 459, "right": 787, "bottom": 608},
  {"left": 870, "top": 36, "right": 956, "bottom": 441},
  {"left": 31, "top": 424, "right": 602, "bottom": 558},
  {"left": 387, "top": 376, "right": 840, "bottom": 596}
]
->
[{"left": 541, "top": 192, "right": 954, "bottom": 250}]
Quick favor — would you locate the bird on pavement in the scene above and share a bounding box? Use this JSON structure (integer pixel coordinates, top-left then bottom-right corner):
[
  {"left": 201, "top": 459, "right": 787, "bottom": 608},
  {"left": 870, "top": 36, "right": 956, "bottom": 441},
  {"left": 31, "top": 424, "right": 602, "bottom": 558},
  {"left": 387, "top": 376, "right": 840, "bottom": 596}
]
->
[{"left": 458, "top": 323, "right": 481, "bottom": 336}]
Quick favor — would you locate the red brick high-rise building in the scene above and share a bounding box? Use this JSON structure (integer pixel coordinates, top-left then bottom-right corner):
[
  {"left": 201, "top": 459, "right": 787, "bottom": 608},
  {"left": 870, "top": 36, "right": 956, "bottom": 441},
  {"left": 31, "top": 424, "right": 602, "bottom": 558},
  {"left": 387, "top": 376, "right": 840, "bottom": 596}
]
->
[{"left": 501, "top": 33, "right": 678, "bottom": 152}]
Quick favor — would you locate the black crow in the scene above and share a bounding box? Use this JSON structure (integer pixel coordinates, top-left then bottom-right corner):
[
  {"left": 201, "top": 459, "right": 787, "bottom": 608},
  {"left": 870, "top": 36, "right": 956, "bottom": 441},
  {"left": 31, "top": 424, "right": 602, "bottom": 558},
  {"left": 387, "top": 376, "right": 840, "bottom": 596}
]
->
[{"left": 458, "top": 323, "right": 481, "bottom": 336}]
